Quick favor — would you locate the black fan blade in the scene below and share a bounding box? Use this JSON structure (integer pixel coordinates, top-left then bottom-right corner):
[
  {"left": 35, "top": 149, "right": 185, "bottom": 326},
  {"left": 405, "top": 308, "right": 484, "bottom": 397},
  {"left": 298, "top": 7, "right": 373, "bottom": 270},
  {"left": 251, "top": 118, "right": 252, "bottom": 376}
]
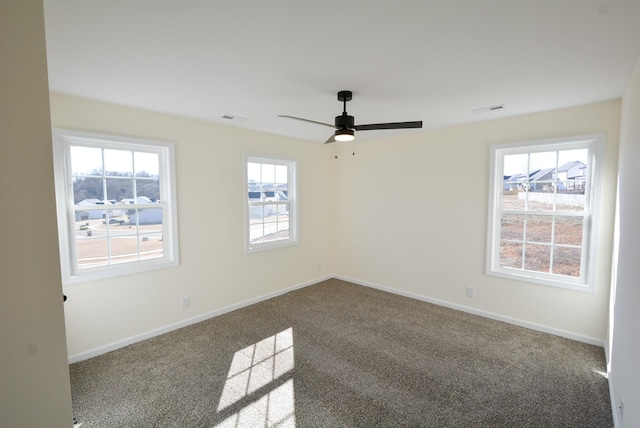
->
[
  {"left": 354, "top": 121, "right": 423, "bottom": 131},
  {"left": 278, "top": 115, "right": 336, "bottom": 129},
  {"left": 324, "top": 133, "right": 337, "bottom": 144}
]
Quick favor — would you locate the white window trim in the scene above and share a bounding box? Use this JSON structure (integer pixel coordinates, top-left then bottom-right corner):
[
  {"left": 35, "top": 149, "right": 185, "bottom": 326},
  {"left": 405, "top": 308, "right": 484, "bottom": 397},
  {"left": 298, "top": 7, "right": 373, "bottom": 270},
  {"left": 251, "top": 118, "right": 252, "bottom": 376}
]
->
[
  {"left": 485, "top": 133, "right": 605, "bottom": 292},
  {"left": 244, "top": 153, "right": 298, "bottom": 253},
  {"left": 52, "top": 128, "right": 180, "bottom": 285}
]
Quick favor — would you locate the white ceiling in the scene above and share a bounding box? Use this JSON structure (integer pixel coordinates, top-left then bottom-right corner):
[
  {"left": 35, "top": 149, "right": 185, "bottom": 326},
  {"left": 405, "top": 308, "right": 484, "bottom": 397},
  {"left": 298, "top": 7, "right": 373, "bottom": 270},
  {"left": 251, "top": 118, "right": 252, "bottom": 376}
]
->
[{"left": 43, "top": 0, "right": 640, "bottom": 143}]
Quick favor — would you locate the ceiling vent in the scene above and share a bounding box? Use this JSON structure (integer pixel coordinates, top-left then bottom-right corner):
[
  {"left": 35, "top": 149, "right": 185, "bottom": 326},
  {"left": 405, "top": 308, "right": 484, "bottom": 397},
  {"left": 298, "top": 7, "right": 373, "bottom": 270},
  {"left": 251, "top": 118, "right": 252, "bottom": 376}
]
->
[
  {"left": 221, "top": 115, "right": 247, "bottom": 122},
  {"left": 473, "top": 104, "right": 504, "bottom": 114}
]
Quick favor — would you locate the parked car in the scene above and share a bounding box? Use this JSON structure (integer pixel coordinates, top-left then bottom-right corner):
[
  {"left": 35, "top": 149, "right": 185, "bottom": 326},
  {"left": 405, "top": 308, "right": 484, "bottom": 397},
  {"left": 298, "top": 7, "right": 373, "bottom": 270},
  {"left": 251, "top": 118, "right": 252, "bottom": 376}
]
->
[{"left": 103, "top": 218, "right": 125, "bottom": 225}]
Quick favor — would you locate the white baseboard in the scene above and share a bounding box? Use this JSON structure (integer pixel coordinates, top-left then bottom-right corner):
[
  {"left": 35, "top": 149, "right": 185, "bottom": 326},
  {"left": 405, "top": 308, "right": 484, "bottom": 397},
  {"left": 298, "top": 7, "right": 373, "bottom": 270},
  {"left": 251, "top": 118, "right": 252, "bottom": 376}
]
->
[
  {"left": 334, "top": 274, "right": 605, "bottom": 347},
  {"left": 67, "top": 275, "right": 332, "bottom": 363},
  {"left": 68, "top": 273, "right": 605, "bottom": 363}
]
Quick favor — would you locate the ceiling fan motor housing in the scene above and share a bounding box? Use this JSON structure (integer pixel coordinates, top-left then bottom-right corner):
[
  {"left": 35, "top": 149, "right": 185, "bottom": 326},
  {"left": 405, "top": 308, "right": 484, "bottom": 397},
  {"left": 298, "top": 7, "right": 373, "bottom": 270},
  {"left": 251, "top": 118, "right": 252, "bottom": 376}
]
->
[{"left": 335, "top": 114, "right": 355, "bottom": 129}]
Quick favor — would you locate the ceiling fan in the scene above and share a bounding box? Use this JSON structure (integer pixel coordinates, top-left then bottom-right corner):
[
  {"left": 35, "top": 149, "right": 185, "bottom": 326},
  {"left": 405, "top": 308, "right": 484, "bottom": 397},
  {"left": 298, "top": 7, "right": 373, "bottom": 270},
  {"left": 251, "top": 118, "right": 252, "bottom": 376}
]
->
[{"left": 279, "top": 90, "right": 423, "bottom": 144}]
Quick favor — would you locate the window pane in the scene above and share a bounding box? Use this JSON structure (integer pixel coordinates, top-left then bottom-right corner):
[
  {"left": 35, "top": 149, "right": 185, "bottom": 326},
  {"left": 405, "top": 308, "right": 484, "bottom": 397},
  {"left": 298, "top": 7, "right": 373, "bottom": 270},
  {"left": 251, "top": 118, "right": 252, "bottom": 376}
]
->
[
  {"left": 136, "top": 178, "right": 160, "bottom": 201},
  {"left": 277, "top": 222, "right": 290, "bottom": 240},
  {"left": 501, "top": 190, "right": 526, "bottom": 210},
  {"left": 250, "top": 205, "right": 264, "bottom": 225},
  {"left": 524, "top": 244, "right": 551, "bottom": 273},
  {"left": 70, "top": 146, "right": 102, "bottom": 176},
  {"left": 106, "top": 177, "right": 133, "bottom": 202},
  {"left": 250, "top": 222, "right": 264, "bottom": 244},
  {"left": 499, "top": 242, "right": 522, "bottom": 269},
  {"left": 73, "top": 176, "right": 104, "bottom": 204},
  {"left": 500, "top": 214, "right": 524, "bottom": 241},
  {"left": 503, "top": 153, "right": 528, "bottom": 177},
  {"left": 276, "top": 204, "right": 289, "bottom": 221},
  {"left": 104, "top": 149, "right": 133, "bottom": 177},
  {"left": 110, "top": 235, "right": 139, "bottom": 265},
  {"left": 558, "top": 148, "right": 588, "bottom": 178},
  {"left": 526, "top": 215, "right": 552, "bottom": 243},
  {"left": 553, "top": 246, "right": 582, "bottom": 277},
  {"left": 529, "top": 151, "right": 557, "bottom": 174},
  {"left": 275, "top": 164, "right": 287, "bottom": 185},
  {"left": 134, "top": 152, "right": 159, "bottom": 178},
  {"left": 74, "top": 210, "right": 105, "bottom": 239},
  {"left": 565, "top": 179, "right": 586, "bottom": 193},
  {"left": 556, "top": 184, "right": 585, "bottom": 211},
  {"left": 264, "top": 204, "right": 277, "bottom": 217},
  {"left": 140, "top": 233, "right": 164, "bottom": 261},
  {"left": 526, "top": 193, "right": 555, "bottom": 211},
  {"left": 247, "top": 162, "right": 261, "bottom": 182},
  {"left": 103, "top": 209, "right": 127, "bottom": 226},
  {"left": 130, "top": 207, "right": 162, "bottom": 226},
  {"left": 262, "top": 216, "right": 279, "bottom": 242},
  {"left": 555, "top": 216, "right": 583, "bottom": 245},
  {"left": 76, "top": 237, "right": 108, "bottom": 269},
  {"left": 260, "top": 164, "right": 275, "bottom": 186}
]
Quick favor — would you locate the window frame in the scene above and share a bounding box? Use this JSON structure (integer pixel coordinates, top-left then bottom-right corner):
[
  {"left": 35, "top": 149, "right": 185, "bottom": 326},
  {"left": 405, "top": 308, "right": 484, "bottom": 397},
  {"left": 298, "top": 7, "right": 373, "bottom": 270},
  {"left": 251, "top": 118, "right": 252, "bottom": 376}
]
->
[
  {"left": 244, "top": 154, "right": 298, "bottom": 253},
  {"left": 52, "top": 128, "right": 179, "bottom": 285},
  {"left": 485, "top": 134, "right": 605, "bottom": 292}
]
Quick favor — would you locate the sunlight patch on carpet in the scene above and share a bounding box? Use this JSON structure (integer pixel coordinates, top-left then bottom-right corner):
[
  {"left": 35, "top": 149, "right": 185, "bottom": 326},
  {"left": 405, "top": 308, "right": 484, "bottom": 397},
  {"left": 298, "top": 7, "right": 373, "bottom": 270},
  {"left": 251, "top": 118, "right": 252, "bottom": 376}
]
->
[
  {"left": 214, "top": 379, "right": 295, "bottom": 428},
  {"left": 214, "top": 328, "right": 296, "bottom": 427}
]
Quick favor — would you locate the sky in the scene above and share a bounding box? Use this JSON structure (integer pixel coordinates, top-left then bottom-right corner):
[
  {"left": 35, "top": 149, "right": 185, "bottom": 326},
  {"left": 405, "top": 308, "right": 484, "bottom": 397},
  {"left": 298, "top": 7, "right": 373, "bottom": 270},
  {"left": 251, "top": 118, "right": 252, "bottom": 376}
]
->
[
  {"left": 70, "top": 146, "right": 160, "bottom": 177},
  {"left": 247, "top": 162, "right": 288, "bottom": 184}
]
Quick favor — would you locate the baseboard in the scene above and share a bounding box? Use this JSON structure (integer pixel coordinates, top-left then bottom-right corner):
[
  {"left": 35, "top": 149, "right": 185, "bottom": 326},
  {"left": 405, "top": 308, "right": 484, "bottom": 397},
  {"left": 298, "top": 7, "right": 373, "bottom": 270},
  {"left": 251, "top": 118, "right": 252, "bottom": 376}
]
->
[
  {"left": 67, "top": 275, "right": 332, "bottom": 363},
  {"left": 334, "top": 274, "right": 605, "bottom": 347},
  {"left": 68, "top": 273, "right": 604, "bottom": 363}
]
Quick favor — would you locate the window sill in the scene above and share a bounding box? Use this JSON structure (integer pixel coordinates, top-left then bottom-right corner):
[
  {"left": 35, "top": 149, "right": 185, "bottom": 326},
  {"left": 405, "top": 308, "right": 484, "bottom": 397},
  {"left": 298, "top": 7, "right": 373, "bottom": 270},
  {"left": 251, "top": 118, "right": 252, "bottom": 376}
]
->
[{"left": 486, "top": 269, "right": 594, "bottom": 293}]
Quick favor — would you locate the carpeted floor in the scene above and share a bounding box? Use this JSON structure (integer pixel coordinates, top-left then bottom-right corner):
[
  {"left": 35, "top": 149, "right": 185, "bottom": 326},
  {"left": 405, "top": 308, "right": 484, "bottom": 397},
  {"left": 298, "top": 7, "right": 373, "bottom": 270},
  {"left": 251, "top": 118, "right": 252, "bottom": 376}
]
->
[{"left": 69, "top": 279, "right": 613, "bottom": 427}]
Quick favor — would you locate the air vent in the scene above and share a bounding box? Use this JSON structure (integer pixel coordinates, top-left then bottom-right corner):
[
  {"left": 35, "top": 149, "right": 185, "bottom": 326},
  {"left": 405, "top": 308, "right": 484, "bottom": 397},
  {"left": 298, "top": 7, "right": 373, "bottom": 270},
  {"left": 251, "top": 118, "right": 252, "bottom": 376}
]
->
[
  {"left": 221, "top": 115, "right": 247, "bottom": 122},
  {"left": 473, "top": 104, "right": 504, "bottom": 114}
]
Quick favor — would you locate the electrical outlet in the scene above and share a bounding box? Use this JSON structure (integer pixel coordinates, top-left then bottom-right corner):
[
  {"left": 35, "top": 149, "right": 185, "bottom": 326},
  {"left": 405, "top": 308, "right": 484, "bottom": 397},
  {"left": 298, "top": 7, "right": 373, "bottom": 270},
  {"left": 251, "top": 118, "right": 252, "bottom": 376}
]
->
[
  {"left": 182, "top": 296, "right": 190, "bottom": 309},
  {"left": 619, "top": 395, "right": 624, "bottom": 421},
  {"left": 317, "top": 263, "right": 322, "bottom": 271},
  {"left": 465, "top": 286, "right": 474, "bottom": 297}
]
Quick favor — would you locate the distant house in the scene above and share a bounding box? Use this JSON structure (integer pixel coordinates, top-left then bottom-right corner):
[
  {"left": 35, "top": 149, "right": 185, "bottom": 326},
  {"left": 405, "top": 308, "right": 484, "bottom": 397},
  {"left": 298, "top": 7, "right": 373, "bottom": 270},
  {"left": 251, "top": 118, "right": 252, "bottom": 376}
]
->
[
  {"left": 75, "top": 199, "right": 112, "bottom": 221},
  {"left": 503, "top": 160, "right": 586, "bottom": 192},
  {"left": 248, "top": 190, "right": 288, "bottom": 218},
  {"left": 558, "top": 160, "right": 587, "bottom": 190},
  {"left": 503, "top": 173, "right": 527, "bottom": 191},
  {"left": 528, "top": 168, "right": 562, "bottom": 191},
  {"left": 122, "top": 196, "right": 162, "bottom": 225}
]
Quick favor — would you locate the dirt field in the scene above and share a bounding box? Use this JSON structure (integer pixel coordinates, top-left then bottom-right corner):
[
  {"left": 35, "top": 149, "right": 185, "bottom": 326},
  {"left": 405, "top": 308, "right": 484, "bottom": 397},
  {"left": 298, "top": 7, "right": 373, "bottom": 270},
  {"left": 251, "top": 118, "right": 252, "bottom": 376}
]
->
[
  {"left": 499, "top": 194, "right": 583, "bottom": 277},
  {"left": 75, "top": 218, "right": 163, "bottom": 267}
]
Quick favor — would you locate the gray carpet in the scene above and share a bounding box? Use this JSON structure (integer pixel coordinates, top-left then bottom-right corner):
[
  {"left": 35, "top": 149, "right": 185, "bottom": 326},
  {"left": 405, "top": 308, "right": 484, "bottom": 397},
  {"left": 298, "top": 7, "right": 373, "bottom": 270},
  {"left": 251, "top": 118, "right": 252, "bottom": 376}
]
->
[{"left": 69, "top": 279, "right": 613, "bottom": 427}]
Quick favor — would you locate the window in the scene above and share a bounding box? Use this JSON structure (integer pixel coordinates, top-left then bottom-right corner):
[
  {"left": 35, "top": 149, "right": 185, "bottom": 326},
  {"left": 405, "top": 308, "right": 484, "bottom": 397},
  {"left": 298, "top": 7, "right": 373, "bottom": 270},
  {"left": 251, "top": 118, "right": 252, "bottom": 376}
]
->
[
  {"left": 52, "top": 129, "right": 179, "bottom": 285},
  {"left": 486, "top": 134, "right": 604, "bottom": 291},
  {"left": 246, "top": 155, "right": 297, "bottom": 252}
]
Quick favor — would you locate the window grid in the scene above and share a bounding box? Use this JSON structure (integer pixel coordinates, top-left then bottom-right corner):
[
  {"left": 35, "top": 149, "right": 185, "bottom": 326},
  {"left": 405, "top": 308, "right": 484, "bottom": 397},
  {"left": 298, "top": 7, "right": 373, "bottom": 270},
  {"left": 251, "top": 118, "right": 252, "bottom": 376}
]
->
[
  {"left": 246, "top": 155, "right": 297, "bottom": 252},
  {"left": 487, "top": 134, "right": 603, "bottom": 291},
  {"left": 53, "top": 129, "right": 178, "bottom": 285}
]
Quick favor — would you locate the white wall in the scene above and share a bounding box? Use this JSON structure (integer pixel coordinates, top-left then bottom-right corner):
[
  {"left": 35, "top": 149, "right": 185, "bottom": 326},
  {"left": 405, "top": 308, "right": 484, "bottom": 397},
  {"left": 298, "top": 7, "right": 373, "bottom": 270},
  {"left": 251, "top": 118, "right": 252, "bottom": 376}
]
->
[
  {"left": 334, "top": 100, "right": 620, "bottom": 343},
  {"left": 50, "top": 93, "right": 335, "bottom": 359},
  {"left": 609, "top": 56, "right": 640, "bottom": 427},
  {"left": 53, "top": 94, "right": 621, "bottom": 358},
  {"left": 0, "top": 1, "right": 73, "bottom": 426}
]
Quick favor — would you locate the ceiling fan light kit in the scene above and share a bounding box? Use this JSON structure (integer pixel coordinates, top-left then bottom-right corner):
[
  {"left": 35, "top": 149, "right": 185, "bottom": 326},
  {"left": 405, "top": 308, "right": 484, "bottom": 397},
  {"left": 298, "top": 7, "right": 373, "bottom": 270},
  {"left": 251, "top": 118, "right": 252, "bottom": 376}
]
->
[
  {"left": 279, "top": 90, "right": 423, "bottom": 144},
  {"left": 335, "top": 128, "right": 355, "bottom": 142}
]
